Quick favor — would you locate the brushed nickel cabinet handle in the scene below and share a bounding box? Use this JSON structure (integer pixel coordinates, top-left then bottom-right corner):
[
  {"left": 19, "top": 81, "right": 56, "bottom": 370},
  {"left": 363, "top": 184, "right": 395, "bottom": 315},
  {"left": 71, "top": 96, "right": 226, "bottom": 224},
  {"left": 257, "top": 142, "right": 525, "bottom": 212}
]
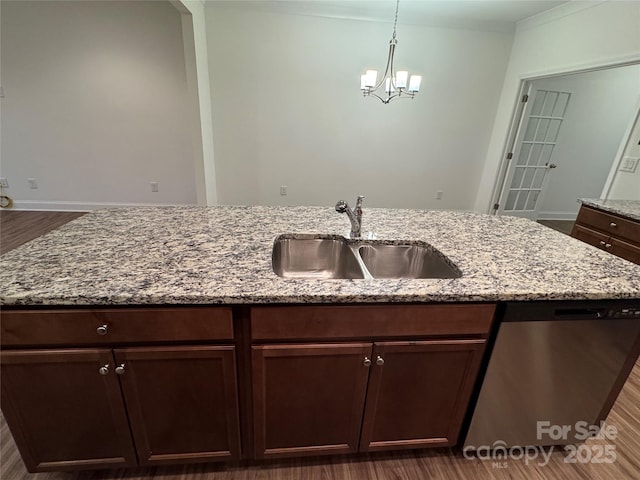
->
[
  {"left": 599, "top": 241, "right": 606, "bottom": 246},
  {"left": 610, "top": 222, "right": 617, "bottom": 228},
  {"left": 96, "top": 324, "right": 108, "bottom": 336},
  {"left": 363, "top": 357, "right": 372, "bottom": 367},
  {"left": 605, "top": 243, "right": 612, "bottom": 249},
  {"left": 98, "top": 364, "right": 110, "bottom": 375},
  {"left": 115, "top": 364, "right": 126, "bottom": 375},
  {"left": 376, "top": 355, "right": 385, "bottom": 366}
]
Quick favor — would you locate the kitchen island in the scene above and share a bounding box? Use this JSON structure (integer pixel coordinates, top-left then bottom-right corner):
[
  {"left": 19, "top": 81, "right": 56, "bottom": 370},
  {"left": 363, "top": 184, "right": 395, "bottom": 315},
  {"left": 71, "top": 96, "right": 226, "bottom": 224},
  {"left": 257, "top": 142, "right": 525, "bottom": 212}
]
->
[
  {"left": 1, "top": 206, "right": 640, "bottom": 473},
  {"left": 2, "top": 206, "right": 639, "bottom": 305}
]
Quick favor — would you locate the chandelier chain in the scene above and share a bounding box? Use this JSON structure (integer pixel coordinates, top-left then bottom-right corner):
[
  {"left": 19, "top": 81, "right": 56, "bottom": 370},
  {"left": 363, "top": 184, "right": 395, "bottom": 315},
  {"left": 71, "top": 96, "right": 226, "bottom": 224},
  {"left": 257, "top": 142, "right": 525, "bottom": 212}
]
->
[{"left": 392, "top": 0, "right": 399, "bottom": 39}]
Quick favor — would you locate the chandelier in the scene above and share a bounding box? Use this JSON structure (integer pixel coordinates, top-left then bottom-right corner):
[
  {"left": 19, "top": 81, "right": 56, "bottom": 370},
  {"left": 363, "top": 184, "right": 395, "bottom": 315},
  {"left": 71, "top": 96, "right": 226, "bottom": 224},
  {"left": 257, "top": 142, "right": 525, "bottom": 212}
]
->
[{"left": 360, "top": 0, "right": 421, "bottom": 104}]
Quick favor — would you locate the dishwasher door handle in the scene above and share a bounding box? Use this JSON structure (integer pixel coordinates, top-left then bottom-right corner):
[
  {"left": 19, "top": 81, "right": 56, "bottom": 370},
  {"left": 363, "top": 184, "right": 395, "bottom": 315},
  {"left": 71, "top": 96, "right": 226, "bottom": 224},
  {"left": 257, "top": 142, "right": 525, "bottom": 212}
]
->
[{"left": 553, "top": 308, "right": 604, "bottom": 320}]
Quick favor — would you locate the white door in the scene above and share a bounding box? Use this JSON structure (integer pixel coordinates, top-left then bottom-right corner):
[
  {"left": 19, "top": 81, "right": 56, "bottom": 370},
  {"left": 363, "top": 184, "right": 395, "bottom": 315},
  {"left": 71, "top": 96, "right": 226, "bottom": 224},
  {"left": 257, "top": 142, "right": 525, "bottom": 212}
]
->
[{"left": 497, "top": 86, "right": 571, "bottom": 219}]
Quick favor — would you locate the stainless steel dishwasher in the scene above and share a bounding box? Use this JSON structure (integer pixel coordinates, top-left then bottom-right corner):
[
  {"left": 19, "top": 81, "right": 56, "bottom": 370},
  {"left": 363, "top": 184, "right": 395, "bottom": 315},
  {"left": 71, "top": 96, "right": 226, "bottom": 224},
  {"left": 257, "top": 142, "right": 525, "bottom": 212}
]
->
[{"left": 464, "top": 300, "right": 640, "bottom": 448}]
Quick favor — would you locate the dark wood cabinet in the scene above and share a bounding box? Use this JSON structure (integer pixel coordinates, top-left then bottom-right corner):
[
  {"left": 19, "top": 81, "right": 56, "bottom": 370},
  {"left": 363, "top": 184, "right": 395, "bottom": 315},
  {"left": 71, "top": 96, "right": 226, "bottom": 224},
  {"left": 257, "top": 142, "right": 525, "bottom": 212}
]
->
[
  {"left": 115, "top": 346, "right": 241, "bottom": 465},
  {"left": 572, "top": 224, "right": 608, "bottom": 247},
  {"left": 2, "top": 303, "right": 496, "bottom": 470},
  {"left": 609, "top": 237, "right": 640, "bottom": 264},
  {"left": 0, "top": 307, "right": 240, "bottom": 472},
  {"left": 572, "top": 205, "right": 640, "bottom": 265},
  {"left": 251, "top": 339, "right": 487, "bottom": 458},
  {"left": 249, "top": 304, "right": 495, "bottom": 460},
  {"left": 251, "top": 343, "right": 372, "bottom": 458},
  {"left": 359, "top": 340, "right": 485, "bottom": 452},
  {"left": 0, "top": 349, "right": 137, "bottom": 472}
]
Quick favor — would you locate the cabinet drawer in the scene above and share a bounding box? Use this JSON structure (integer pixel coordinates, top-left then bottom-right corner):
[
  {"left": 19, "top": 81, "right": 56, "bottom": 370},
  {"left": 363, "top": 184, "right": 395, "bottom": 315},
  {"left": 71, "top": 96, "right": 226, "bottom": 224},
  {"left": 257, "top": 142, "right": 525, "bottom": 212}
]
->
[
  {"left": 571, "top": 224, "right": 609, "bottom": 249},
  {"left": 610, "top": 237, "right": 640, "bottom": 265},
  {"left": 251, "top": 304, "right": 495, "bottom": 341},
  {"left": 576, "top": 206, "right": 640, "bottom": 244},
  {"left": 0, "top": 308, "right": 233, "bottom": 347}
]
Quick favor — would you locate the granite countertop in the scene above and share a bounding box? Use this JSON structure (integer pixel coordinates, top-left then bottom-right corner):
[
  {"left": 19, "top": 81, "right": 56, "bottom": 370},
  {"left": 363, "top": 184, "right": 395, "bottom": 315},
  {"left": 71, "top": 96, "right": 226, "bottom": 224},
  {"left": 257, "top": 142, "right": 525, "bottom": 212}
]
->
[
  {"left": 1, "top": 206, "right": 640, "bottom": 306},
  {"left": 580, "top": 198, "right": 640, "bottom": 222}
]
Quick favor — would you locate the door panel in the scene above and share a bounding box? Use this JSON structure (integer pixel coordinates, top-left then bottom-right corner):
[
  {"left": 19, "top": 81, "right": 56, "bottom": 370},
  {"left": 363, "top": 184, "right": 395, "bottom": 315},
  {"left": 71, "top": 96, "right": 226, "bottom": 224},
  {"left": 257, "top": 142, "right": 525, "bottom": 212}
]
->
[
  {"left": 359, "top": 340, "right": 485, "bottom": 452},
  {"left": 499, "top": 87, "right": 571, "bottom": 219},
  {"left": 252, "top": 343, "right": 372, "bottom": 459},
  {"left": 115, "top": 346, "right": 241, "bottom": 465},
  {"left": 0, "top": 349, "right": 136, "bottom": 472}
]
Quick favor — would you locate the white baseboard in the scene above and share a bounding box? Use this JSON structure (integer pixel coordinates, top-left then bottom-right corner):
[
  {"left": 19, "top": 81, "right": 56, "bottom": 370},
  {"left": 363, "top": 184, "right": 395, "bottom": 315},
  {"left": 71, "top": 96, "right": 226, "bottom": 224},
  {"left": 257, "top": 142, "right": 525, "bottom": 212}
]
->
[
  {"left": 537, "top": 211, "right": 578, "bottom": 221},
  {"left": 5, "top": 200, "right": 193, "bottom": 212}
]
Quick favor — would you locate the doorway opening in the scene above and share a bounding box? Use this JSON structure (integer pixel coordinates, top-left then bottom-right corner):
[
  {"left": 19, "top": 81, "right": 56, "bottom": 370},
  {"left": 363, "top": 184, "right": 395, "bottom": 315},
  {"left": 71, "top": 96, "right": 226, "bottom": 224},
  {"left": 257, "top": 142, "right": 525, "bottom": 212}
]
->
[{"left": 492, "top": 62, "right": 640, "bottom": 222}]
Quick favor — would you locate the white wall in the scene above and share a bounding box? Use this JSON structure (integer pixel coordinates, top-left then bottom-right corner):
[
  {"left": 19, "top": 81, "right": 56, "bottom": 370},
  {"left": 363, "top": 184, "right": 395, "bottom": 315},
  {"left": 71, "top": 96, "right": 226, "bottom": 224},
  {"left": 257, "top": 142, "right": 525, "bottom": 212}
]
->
[
  {"left": 608, "top": 109, "right": 640, "bottom": 200},
  {"left": 206, "top": 6, "right": 513, "bottom": 209},
  {"left": 475, "top": 1, "right": 640, "bottom": 213},
  {"left": 0, "top": 1, "right": 198, "bottom": 210},
  {"left": 177, "top": 0, "right": 218, "bottom": 205},
  {"left": 534, "top": 65, "right": 640, "bottom": 219}
]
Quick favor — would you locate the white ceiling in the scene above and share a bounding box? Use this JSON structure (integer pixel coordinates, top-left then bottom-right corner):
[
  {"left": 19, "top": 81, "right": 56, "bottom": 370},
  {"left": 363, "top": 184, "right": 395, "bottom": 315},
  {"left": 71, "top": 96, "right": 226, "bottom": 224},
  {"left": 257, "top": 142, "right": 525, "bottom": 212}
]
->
[{"left": 206, "top": 0, "right": 570, "bottom": 32}]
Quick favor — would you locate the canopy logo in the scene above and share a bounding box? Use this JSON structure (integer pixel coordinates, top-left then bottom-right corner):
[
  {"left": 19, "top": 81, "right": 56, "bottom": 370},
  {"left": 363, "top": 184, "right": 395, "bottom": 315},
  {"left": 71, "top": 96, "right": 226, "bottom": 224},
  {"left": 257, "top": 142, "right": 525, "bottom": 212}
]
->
[{"left": 463, "top": 421, "right": 618, "bottom": 468}]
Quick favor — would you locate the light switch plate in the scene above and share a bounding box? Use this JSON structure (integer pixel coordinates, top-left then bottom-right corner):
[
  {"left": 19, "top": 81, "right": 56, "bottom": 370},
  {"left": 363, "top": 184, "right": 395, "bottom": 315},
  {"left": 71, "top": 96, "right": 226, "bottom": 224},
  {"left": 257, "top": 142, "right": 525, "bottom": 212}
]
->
[{"left": 619, "top": 156, "right": 639, "bottom": 173}]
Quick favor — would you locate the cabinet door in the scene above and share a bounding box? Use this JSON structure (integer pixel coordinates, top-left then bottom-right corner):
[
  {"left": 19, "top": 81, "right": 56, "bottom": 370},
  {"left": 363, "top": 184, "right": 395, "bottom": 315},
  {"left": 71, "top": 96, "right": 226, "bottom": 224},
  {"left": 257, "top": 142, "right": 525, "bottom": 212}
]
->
[
  {"left": 0, "top": 349, "right": 136, "bottom": 472},
  {"left": 359, "top": 340, "right": 485, "bottom": 452},
  {"left": 114, "top": 346, "right": 241, "bottom": 465},
  {"left": 252, "top": 343, "right": 372, "bottom": 459}
]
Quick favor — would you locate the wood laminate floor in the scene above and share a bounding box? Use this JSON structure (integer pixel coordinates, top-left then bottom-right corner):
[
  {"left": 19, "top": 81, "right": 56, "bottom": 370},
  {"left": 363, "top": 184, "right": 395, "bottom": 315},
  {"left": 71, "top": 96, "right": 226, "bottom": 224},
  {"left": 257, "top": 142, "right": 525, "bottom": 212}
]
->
[
  {"left": 0, "top": 210, "right": 85, "bottom": 254},
  {"left": 1, "top": 211, "right": 639, "bottom": 479},
  {"left": 537, "top": 220, "right": 575, "bottom": 236}
]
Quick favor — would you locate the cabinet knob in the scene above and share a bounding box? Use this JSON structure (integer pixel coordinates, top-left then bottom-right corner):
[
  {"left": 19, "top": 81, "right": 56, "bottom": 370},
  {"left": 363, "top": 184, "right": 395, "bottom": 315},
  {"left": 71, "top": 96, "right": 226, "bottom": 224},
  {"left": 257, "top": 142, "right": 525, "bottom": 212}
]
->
[
  {"left": 610, "top": 222, "right": 617, "bottom": 228},
  {"left": 376, "top": 355, "right": 385, "bottom": 366},
  {"left": 605, "top": 243, "right": 612, "bottom": 249},
  {"left": 96, "top": 324, "right": 108, "bottom": 336},
  {"left": 98, "top": 364, "right": 110, "bottom": 375},
  {"left": 115, "top": 364, "right": 126, "bottom": 375},
  {"left": 363, "top": 357, "right": 372, "bottom": 367},
  {"left": 599, "top": 241, "right": 606, "bottom": 246}
]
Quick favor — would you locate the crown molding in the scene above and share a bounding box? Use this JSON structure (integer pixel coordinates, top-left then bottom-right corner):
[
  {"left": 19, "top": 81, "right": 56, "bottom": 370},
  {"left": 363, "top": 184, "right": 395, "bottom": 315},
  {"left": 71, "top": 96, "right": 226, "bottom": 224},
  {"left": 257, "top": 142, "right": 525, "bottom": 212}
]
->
[{"left": 516, "top": 1, "right": 606, "bottom": 32}]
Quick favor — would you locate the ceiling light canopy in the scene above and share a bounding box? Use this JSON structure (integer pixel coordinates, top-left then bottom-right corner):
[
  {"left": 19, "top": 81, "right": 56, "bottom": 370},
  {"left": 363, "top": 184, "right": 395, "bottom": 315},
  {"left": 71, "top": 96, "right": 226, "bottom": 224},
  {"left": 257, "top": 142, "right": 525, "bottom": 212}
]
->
[{"left": 360, "top": 0, "right": 421, "bottom": 104}]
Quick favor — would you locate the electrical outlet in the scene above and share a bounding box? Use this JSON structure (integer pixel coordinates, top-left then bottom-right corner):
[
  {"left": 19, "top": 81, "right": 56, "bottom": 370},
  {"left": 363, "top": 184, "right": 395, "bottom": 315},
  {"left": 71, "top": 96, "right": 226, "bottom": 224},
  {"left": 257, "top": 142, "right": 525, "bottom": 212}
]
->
[
  {"left": 436, "top": 190, "right": 443, "bottom": 200},
  {"left": 0, "top": 177, "right": 8, "bottom": 188},
  {"left": 619, "top": 156, "right": 639, "bottom": 174},
  {"left": 27, "top": 178, "right": 38, "bottom": 189},
  {"left": 150, "top": 182, "right": 159, "bottom": 193},
  {"left": 280, "top": 185, "right": 287, "bottom": 196}
]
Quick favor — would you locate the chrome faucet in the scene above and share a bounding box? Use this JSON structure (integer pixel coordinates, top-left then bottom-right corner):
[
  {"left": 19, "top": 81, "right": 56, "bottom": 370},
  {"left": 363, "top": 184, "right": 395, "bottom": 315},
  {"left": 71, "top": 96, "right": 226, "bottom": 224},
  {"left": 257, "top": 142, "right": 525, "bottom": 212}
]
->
[{"left": 335, "top": 195, "right": 364, "bottom": 239}]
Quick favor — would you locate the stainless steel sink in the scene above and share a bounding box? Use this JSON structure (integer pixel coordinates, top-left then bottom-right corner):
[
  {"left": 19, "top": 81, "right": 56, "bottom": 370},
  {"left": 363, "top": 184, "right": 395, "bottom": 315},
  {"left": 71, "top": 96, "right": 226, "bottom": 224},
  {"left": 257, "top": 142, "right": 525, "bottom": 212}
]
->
[
  {"left": 272, "top": 236, "right": 365, "bottom": 279},
  {"left": 358, "top": 244, "right": 461, "bottom": 279},
  {"left": 272, "top": 235, "right": 461, "bottom": 279}
]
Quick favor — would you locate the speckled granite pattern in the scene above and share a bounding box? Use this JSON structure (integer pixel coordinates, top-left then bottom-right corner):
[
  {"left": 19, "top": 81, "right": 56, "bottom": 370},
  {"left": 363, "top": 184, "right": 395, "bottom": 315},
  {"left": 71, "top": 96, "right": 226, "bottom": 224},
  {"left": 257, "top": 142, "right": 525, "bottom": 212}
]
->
[
  {"left": 580, "top": 199, "right": 640, "bottom": 222},
  {"left": 1, "top": 206, "right": 640, "bottom": 306}
]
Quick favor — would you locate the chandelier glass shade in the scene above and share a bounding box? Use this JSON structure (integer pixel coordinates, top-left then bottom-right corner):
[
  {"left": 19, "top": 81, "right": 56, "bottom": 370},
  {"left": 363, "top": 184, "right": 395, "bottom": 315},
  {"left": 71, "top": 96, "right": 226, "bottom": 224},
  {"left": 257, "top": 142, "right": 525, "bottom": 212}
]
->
[{"left": 360, "top": 0, "right": 421, "bottom": 104}]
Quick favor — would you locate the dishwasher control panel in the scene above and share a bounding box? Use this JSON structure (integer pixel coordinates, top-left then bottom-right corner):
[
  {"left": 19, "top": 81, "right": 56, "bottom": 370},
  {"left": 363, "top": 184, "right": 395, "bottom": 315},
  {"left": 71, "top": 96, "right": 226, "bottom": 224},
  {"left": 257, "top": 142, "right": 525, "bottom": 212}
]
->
[
  {"left": 609, "top": 308, "right": 640, "bottom": 318},
  {"left": 503, "top": 300, "right": 640, "bottom": 322}
]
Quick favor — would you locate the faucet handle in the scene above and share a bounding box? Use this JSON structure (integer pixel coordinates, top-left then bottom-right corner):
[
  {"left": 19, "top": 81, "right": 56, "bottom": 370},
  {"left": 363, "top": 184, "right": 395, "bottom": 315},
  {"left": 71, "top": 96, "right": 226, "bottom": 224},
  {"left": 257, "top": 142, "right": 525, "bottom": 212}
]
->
[
  {"left": 335, "top": 200, "right": 349, "bottom": 213},
  {"left": 355, "top": 195, "right": 365, "bottom": 208}
]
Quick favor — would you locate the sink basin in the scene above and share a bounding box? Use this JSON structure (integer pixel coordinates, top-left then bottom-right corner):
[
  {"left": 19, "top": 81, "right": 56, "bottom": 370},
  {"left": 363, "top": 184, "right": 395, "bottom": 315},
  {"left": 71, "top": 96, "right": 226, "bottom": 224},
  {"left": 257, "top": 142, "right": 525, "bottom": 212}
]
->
[
  {"left": 272, "top": 236, "right": 365, "bottom": 279},
  {"left": 358, "top": 244, "right": 461, "bottom": 279},
  {"left": 272, "top": 235, "right": 461, "bottom": 280}
]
